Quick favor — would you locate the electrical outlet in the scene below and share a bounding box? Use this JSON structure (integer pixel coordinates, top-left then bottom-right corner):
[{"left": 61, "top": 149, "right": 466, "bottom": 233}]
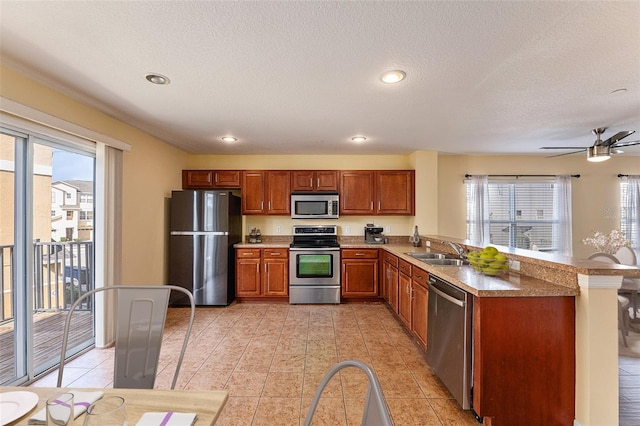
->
[
  {"left": 345, "top": 226, "right": 351, "bottom": 234},
  {"left": 385, "top": 226, "right": 391, "bottom": 233},
  {"left": 510, "top": 259, "right": 521, "bottom": 271},
  {"left": 426, "top": 240, "right": 431, "bottom": 247},
  {"left": 275, "top": 225, "right": 281, "bottom": 234}
]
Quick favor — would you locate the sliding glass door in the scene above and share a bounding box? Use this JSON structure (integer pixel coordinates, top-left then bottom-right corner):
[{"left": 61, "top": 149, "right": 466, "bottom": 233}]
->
[{"left": 0, "top": 127, "right": 95, "bottom": 385}]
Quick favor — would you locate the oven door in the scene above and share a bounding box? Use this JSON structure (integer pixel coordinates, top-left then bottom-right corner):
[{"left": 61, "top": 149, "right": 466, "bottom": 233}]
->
[{"left": 289, "top": 248, "right": 340, "bottom": 286}]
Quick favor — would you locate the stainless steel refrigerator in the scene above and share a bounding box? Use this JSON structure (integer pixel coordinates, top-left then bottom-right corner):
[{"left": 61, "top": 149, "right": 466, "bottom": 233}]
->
[{"left": 169, "top": 190, "right": 241, "bottom": 306}]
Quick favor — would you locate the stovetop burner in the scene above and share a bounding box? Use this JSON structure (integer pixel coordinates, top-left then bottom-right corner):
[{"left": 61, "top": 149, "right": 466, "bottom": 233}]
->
[{"left": 290, "top": 225, "right": 339, "bottom": 249}]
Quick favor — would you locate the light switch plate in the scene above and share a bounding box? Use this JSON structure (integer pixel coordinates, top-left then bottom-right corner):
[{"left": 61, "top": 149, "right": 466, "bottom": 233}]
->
[
  {"left": 275, "top": 225, "right": 281, "bottom": 234},
  {"left": 345, "top": 226, "right": 351, "bottom": 234}
]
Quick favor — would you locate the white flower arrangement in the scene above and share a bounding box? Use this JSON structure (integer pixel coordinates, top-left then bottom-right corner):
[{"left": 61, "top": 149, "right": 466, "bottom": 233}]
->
[{"left": 582, "top": 229, "right": 631, "bottom": 254}]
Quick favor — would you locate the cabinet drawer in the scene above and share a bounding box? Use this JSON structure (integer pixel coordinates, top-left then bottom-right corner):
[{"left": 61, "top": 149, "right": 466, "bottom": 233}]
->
[
  {"left": 411, "top": 267, "right": 428, "bottom": 286},
  {"left": 237, "top": 249, "right": 260, "bottom": 259},
  {"left": 263, "top": 248, "right": 288, "bottom": 258},
  {"left": 382, "top": 251, "right": 398, "bottom": 267},
  {"left": 398, "top": 259, "right": 412, "bottom": 276},
  {"left": 341, "top": 249, "right": 379, "bottom": 259}
]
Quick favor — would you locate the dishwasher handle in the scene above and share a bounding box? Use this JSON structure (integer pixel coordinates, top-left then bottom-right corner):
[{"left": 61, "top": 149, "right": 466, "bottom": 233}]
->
[{"left": 430, "top": 283, "right": 465, "bottom": 308}]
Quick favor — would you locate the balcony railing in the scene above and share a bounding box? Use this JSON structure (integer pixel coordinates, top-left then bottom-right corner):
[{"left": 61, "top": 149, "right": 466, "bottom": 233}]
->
[{"left": 1, "top": 241, "right": 94, "bottom": 322}]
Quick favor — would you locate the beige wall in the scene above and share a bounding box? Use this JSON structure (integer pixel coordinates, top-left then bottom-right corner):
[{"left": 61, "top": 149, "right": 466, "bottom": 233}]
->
[
  {"left": 438, "top": 154, "right": 640, "bottom": 258},
  {"left": 1, "top": 65, "right": 190, "bottom": 285}
]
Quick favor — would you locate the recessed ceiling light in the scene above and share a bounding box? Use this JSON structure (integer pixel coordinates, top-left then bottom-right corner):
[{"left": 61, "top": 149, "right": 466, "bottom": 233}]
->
[
  {"left": 351, "top": 136, "right": 367, "bottom": 143},
  {"left": 145, "top": 73, "right": 170, "bottom": 85},
  {"left": 380, "top": 70, "right": 406, "bottom": 84},
  {"left": 221, "top": 136, "right": 237, "bottom": 142}
]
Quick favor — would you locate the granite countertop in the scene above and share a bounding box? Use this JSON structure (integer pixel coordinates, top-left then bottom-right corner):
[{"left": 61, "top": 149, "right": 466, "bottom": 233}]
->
[
  {"left": 381, "top": 244, "right": 579, "bottom": 297},
  {"left": 234, "top": 238, "right": 638, "bottom": 297}
]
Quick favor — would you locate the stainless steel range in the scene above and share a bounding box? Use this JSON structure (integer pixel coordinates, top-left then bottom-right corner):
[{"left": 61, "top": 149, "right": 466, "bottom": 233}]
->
[{"left": 289, "top": 225, "right": 340, "bottom": 304}]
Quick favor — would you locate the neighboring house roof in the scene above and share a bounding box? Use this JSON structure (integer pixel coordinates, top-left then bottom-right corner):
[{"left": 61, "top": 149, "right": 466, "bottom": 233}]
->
[{"left": 52, "top": 180, "right": 93, "bottom": 194}]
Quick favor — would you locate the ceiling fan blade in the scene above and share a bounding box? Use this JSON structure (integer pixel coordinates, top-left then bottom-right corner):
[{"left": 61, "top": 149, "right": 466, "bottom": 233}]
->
[
  {"left": 611, "top": 139, "right": 640, "bottom": 148},
  {"left": 601, "top": 130, "right": 636, "bottom": 146},
  {"left": 540, "top": 146, "right": 589, "bottom": 150},
  {"left": 546, "top": 149, "right": 586, "bottom": 158}
]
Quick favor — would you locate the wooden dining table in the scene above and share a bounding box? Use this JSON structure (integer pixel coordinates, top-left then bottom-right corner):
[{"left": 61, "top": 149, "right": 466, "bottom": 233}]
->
[{"left": 0, "top": 386, "right": 228, "bottom": 425}]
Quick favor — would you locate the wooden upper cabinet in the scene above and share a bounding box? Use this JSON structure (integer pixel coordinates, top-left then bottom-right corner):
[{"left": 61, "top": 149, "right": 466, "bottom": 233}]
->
[
  {"left": 340, "top": 171, "right": 376, "bottom": 215},
  {"left": 241, "top": 171, "right": 266, "bottom": 214},
  {"left": 182, "top": 170, "right": 240, "bottom": 189},
  {"left": 340, "top": 170, "right": 415, "bottom": 216},
  {"left": 241, "top": 171, "right": 290, "bottom": 215},
  {"left": 292, "top": 170, "right": 339, "bottom": 192},
  {"left": 377, "top": 170, "right": 414, "bottom": 215}
]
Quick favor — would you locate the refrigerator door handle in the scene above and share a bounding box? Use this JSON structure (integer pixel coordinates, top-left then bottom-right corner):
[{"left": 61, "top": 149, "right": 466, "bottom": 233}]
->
[{"left": 170, "top": 231, "right": 229, "bottom": 236}]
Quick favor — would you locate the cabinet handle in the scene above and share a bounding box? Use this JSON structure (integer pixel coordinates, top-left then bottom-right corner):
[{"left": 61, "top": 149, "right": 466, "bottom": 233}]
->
[
  {"left": 415, "top": 274, "right": 423, "bottom": 279},
  {"left": 317, "top": 177, "right": 320, "bottom": 188},
  {"left": 242, "top": 252, "right": 253, "bottom": 256},
  {"left": 370, "top": 201, "right": 373, "bottom": 210},
  {"left": 310, "top": 177, "right": 313, "bottom": 187},
  {"left": 261, "top": 201, "right": 264, "bottom": 210},
  {"left": 268, "top": 201, "right": 271, "bottom": 211},
  {"left": 215, "top": 172, "right": 218, "bottom": 183},
  {"left": 269, "top": 252, "right": 280, "bottom": 256},
  {"left": 355, "top": 253, "right": 365, "bottom": 256},
  {"left": 378, "top": 201, "right": 381, "bottom": 210}
]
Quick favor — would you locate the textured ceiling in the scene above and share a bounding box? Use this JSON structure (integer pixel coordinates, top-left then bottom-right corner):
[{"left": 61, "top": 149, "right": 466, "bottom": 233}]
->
[{"left": 1, "top": 1, "right": 639, "bottom": 156}]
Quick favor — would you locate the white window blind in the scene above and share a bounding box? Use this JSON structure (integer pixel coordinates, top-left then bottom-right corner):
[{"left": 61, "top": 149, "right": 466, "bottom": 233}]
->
[{"left": 467, "top": 180, "right": 557, "bottom": 251}]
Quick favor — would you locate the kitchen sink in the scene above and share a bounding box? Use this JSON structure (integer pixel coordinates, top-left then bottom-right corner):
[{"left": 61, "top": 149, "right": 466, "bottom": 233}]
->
[
  {"left": 421, "top": 258, "right": 468, "bottom": 266},
  {"left": 405, "top": 252, "right": 446, "bottom": 259}
]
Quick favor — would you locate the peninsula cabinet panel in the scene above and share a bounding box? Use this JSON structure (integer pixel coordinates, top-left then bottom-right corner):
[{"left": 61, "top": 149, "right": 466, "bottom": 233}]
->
[
  {"left": 472, "top": 296, "right": 575, "bottom": 426},
  {"left": 182, "top": 170, "right": 241, "bottom": 188},
  {"left": 291, "top": 170, "right": 338, "bottom": 192},
  {"left": 377, "top": 170, "right": 414, "bottom": 215}
]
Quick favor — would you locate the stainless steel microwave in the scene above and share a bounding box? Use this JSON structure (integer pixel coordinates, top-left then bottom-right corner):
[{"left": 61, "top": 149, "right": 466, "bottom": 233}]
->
[{"left": 290, "top": 192, "right": 339, "bottom": 219}]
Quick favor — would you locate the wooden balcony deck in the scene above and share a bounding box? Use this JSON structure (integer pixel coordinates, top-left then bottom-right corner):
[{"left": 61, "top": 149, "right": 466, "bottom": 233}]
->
[{"left": 0, "top": 310, "right": 93, "bottom": 384}]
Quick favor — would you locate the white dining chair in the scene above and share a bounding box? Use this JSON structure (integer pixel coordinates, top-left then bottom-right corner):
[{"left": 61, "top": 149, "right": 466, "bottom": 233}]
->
[
  {"left": 614, "top": 246, "right": 640, "bottom": 322},
  {"left": 588, "top": 253, "right": 630, "bottom": 347},
  {"left": 304, "top": 360, "right": 392, "bottom": 426},
  {"left": 57, "top": 285, "right": 195, "bottom": 389}
]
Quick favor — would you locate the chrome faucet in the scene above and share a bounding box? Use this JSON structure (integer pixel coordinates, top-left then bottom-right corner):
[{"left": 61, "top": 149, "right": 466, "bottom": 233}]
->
[{"left": 445, "top": 241, "right": 466, "bottom": 259}]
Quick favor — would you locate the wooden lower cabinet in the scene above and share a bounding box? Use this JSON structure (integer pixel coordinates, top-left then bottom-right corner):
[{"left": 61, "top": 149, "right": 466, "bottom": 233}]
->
[
  {"left": 472, "top": 296, "right": 575, "bottom": 425},
  {"left": 341, "top": 249, "right": 379, "bottom": 298},
  {"left": 398, "top": 271, "right": 412, "bottom": 328},
  {"left": 411, "top": 267, "right": 429, "bottom": 349},
  {"left": 236, "top": 248, "right": 288, "bottom": 298},
  {"left": 382, "top": 256, "right": 399, "bottom": 312}
]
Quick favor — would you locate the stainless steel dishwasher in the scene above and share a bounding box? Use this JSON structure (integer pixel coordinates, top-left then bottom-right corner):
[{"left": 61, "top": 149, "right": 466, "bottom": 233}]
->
[{"left": 426, "top": 274, "right": 473, "bottom": 410}]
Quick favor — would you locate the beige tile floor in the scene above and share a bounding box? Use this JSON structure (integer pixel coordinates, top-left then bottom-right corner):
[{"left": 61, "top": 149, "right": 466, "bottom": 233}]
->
[{"left": 32, "top": 302, "right": 479, "bottom": 425}]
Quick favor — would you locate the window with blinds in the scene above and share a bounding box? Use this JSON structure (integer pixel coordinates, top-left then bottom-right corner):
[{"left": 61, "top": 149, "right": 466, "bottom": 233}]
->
[
  {"left": 466, "top": 180, "right": 556, "bottom": 251},
  {"left": 620, "top": 180, "right": 637, "bottom": 248}
]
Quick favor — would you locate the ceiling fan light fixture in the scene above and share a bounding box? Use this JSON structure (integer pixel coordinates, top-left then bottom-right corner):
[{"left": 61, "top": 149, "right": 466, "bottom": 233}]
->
[
  {"left": 351, "top": 136, "right": 367, "bottom": 143},
  {"left": 221, "top": 136, "right": 237, "bottom": 142},
  {"left": 587, "top": 145, "right": 611, "bottom": 162}
]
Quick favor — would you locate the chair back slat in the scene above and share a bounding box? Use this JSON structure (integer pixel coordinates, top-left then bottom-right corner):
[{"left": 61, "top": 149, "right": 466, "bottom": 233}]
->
[{"left": 114, "top": 288, "right": 171, "bottom": 389}]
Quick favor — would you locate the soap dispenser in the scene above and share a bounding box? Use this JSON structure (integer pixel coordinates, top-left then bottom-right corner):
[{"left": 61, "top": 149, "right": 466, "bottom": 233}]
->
[{"left": 410, "top": 226, "right": 420, "bottom": 247}]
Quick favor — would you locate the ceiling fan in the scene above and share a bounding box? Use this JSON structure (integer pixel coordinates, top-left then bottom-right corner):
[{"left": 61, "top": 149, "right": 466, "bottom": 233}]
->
[{"left": 540, "top": 128, "right": 639, "bottom": 162}]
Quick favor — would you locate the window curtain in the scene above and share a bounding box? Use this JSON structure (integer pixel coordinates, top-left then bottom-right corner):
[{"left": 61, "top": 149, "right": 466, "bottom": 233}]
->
[
  {"left": 625, "top": 175, "right": 640, "bottom": 263},
  {"left": 553, "top": 175, "right": 573, "bottom": 256},
  {"left": 469, "top": 175, "right": 490, "bottom": 244}
]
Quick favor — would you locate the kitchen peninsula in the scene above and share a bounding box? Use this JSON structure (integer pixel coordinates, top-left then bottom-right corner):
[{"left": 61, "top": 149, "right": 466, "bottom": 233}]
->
[{"left": 235, "top": 233, "right": 640, "bottom": 425}]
